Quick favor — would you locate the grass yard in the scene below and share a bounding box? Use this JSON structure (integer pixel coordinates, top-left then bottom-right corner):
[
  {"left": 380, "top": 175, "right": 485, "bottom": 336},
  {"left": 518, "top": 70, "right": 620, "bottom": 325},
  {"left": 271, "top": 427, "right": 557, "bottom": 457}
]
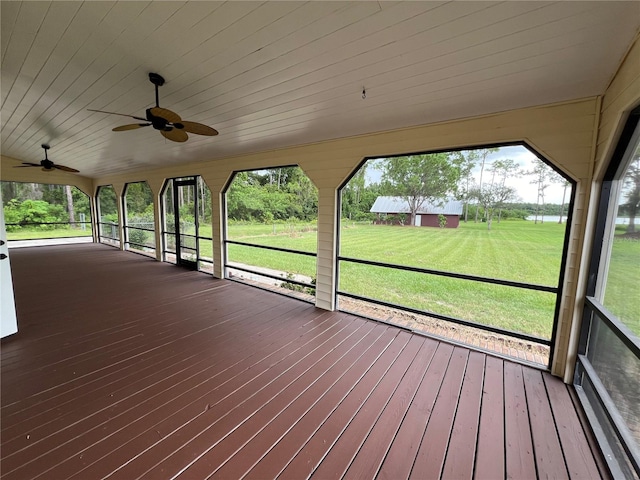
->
[
  {"left": 223, "top": 219, "right": 572, "bottom": 339},
  {"left": 340, "top": 220, "right": 565, "bottom": 285},
  {"left": 340, "top": 221, "right": 566, "bottom": 338},
  {"left": 605, "top": 232, "right": 640, "bottom": 336},
  {"left": 6, "top": 227, "right": 93, "bottom": 240}
]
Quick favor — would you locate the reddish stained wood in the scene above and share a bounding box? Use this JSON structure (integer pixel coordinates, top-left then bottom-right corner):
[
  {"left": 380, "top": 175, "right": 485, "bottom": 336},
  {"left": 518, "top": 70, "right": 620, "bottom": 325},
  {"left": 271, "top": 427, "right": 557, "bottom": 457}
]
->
[
  {"left": 2, "top": 301, "right": 309, "bottom": 456},
  {"left": 473, "top": 355, "right": 505, "bottom": 480},
  {"left": 107, "top": 314, "right": 365, "bottom": 479},
  {"left": 440, "top": 350, "right": 486, "bottom": 480},
  {"left": 3, "top": 307, "right": 336, "bottom": 480},
  {"left": 504, "top": 361, "right": 536, "bottom": 479},
  {"left": 341, "top": 338, "right": 439, "bottom": 480},
  {"left": 0, "top": 245, "right": 607, "bottom": 480},
  {"left": 310, "top": 333, "right": 423, "bottom": 479},
  {"left": 81, "top": 318, "right": 370, "bottom": 478},
  {"left": 523, "top": 366, "right": 569, "bottom": 479},
  {"left": 200, "top": 323, "right": 389, "bottom": 479},
  {"left": 408, "top": 346, "right": 470, "bottom": 480},
  {"left": 150, "top": 322, "right": 381, "bottom": 478},
  {"left": 544, "top": 373, "right": 603, "bottom": 479},
  {"left": 376, "top": 342, "right": 455, "bottom": 480},
  {"left": 245, "top": 327, "right": 407, "bottom": 480},
  {"left": 64, "top": 312, "right": 341, "bottom": 479}
]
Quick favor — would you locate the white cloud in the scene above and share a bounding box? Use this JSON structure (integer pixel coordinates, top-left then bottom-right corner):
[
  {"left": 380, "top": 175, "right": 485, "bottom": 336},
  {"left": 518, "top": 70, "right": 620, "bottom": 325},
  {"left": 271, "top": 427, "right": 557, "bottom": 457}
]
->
[{"left": 484, "top": 146, "right": 570, "bottom": 204}]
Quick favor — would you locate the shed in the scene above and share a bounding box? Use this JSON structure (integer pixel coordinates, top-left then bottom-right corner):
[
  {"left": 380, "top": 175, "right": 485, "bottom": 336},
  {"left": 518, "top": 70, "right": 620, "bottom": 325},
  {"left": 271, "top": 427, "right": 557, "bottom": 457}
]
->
[{"left": 370, "top": 196, "right": 463, "bottom": 228}]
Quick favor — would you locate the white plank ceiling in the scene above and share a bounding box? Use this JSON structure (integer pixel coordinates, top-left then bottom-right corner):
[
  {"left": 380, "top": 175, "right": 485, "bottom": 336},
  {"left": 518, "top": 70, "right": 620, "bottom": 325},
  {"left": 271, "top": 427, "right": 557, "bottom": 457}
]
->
[{"left": 1, "top": 1, "right": 639, "bottom": 178}]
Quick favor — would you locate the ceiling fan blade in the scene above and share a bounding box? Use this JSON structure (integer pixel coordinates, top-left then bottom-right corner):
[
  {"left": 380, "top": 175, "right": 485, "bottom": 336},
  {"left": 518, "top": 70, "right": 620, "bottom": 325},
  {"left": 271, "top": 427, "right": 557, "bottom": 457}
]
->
[
  {"left": 15, "top": 162, "right": 41, "bottom": 167},
  {"left": 177, "top": 121, "right": 218, "bottom": 136},
  {"left": 54, "top": 164, "right": 80, "bottom": 173},
  {"left": 113, "top": 123, "right": 151, "bottom": 132},
  {"left": 88, "top": 109, "right": 147, "bottom": 122},
  {"left": 150, "top": 107, "right": 181, "bottom": 123},
  {"left": 161, "top": 128, "right": 188, "bottom": 143}
]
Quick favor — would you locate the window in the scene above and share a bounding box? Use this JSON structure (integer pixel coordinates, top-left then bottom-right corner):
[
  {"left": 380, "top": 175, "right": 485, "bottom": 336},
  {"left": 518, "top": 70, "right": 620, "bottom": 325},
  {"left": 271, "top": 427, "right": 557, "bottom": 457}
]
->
[
  {"left": 123, "top": 182, "right": 155, "bottom": 256},
  {"left": 576, "top": 108, "right": 640, "bottom": 478},
  {"left": 338, "top": 144, "right": 574, "bottom": 366},
  {"left": 1, "top": 181, "right": 92, "bottom": 243},
  {"left": 97, "top": 185, "right": 119, "bottom": 247},
  {"left": 223, "top": 166, "right": 318, "bottom": 302}
]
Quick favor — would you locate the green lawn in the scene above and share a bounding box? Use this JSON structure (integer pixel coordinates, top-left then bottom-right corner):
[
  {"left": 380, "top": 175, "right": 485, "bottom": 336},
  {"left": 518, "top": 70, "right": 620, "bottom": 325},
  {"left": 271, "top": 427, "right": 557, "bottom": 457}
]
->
[
  {"left": 6, "top": 227, "right": 93, "bottom": 240},
  {"left": 225, "top": 220, "right": 567, "bottom": 338},
  {"left": 605, "top": 235, "right": 640, "bottom": 336}
]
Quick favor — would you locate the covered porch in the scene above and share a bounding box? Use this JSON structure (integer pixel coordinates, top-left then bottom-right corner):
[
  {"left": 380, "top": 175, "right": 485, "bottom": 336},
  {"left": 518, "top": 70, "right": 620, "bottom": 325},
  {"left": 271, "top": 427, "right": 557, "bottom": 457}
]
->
[{"left": 1, "top": 243, "right": 606, "bottom": 479}]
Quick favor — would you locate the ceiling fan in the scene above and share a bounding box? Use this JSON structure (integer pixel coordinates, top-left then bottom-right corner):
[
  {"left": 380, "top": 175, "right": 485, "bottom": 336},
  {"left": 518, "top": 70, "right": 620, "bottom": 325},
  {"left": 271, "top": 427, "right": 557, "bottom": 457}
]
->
[
  {"left": 14, "top": 145, "right": 79, "bottom": 173},
  {"left": 88, "top": 73, "right": 218, "bottom": 143}
]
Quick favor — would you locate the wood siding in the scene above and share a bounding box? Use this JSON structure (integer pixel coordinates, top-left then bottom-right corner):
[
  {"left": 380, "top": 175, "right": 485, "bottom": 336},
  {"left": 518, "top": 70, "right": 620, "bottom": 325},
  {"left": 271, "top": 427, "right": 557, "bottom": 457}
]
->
[{"left": 1, "top": 244, "right": 607, "bottom": 479}]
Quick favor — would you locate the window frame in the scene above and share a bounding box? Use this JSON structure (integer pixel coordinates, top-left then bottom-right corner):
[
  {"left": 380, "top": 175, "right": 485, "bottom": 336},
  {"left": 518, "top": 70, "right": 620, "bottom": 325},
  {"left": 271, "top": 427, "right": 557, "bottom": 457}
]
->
[
  {"left": 221, "top": 166, "right": 318, "bottom": 301},
  {"left": 96, "top": 185, "right": 120, "bottom": 247},
  {"left": 574, "top": 106, "right": 640, "bottom": 478}
]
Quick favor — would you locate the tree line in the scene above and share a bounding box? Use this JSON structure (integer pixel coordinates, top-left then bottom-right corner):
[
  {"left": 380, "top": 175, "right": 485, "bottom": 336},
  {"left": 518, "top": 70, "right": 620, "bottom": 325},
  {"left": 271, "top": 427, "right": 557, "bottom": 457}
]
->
[
  {"left": 3, "top": 146, "right": 638, "bottom": 233},
  {"left": 1, "top": 181, "right": 90, "bottom": 231}
]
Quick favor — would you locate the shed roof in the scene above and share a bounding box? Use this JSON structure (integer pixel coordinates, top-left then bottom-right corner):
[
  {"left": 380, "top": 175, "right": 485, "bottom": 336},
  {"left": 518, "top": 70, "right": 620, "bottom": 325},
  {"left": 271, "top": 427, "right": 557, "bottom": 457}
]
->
[{"left": 370, "top": 196, "right": 463, "bottom": 215}]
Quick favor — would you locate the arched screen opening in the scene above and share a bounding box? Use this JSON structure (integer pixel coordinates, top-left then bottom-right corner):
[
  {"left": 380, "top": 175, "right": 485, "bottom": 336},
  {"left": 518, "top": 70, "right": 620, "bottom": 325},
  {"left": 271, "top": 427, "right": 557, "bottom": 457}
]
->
[
  {"left": 97, "top": 185, "right": 119, "bottom": 247},
  {"left": 124, "top": 181, "right": 155, "bottom": 257},
  {"left": 223, "top": 166, "right": 318, "bottom": 302},
  {"left": 338, "top": 144, "right": 575, "bottom": 367},
  {"left": 1, "top": 181, "right": 92, "bottom": 244}
]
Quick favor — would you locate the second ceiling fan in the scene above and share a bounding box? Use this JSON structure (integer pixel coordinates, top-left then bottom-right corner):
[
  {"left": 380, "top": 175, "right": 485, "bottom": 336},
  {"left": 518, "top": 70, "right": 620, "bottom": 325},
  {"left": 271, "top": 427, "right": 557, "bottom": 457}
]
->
[{"left": 89, "top": 73, "right": 218, "bottom": 143}]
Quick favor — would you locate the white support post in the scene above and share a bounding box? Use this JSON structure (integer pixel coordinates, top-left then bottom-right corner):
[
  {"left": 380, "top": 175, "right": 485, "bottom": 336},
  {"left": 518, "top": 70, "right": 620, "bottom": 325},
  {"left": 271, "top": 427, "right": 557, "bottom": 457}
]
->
[{"left": 315, "top": 187, "right": 338, "bottom": 311}]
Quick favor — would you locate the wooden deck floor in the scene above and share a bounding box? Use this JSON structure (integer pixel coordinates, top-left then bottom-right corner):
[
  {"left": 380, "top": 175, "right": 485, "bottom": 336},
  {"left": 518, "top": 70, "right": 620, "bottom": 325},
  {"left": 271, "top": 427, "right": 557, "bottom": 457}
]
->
[{"left": 1, "top": 244, "right": 607, "bottom": 479}]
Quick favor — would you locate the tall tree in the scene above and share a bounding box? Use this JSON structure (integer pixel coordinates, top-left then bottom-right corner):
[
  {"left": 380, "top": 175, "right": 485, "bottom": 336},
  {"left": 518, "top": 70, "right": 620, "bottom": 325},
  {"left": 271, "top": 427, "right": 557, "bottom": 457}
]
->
[
  {"left": 342, "top": 165, "right": 367, "bottom": 220},
  {"left": 558, "top": 179, "right": 571, "bottom": 224},
  {"left": 471, "top": 148, "right": 499, "bottom": 222},
  {"left": 527, "top": 159, "right": 555, "bottom": 224},
  {"left": 622, "top": 149, "right": 640, "bottom": 233},
  {"left": 452, "top": 150, "right": 479, "bottom": 223},
  {"left": 378, "top": 153, "right": 461, "bottom": 226},
  {"left": 64, "top": 185, "right": 75, "bottom": 224},
  {"left": 473, "top": 182, "right": 517, "bottom": 231},
  {"left": 489, "top": 158, "right": 521, "bottom": 223}
]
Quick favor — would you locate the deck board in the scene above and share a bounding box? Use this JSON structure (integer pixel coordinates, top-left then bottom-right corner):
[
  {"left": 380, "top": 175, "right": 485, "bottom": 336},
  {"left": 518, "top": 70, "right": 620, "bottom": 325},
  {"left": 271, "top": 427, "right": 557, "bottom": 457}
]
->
[
  {"left": 0, "top": 243, "right": 608, "bottom": 479},
  {"left": 342, "top": 339, "right": 439, "bottom": 479},
  {"left": 523, "top": 366, "right": 569, "bottom": 479},
  {"left": 474, "top": 355, "right": 506, "bottom": 479},
  {"left": 504, "top": 361, "right": 537, "bottom": 479},
  {"left": 409, "top": 346, "right": 469, "bottom": 479},
  {"left": 440, "top": 351, "right": 485, "bottom": 480}
]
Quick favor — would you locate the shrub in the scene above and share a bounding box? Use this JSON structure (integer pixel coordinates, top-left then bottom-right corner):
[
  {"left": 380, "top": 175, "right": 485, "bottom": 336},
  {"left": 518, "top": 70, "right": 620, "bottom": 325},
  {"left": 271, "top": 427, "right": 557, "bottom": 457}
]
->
[
  {"left": 281, "top": 273, "right": 316, "bottom": 295},
  {"left": 128, "top": 228, "right": 148, "bottom": 246}
]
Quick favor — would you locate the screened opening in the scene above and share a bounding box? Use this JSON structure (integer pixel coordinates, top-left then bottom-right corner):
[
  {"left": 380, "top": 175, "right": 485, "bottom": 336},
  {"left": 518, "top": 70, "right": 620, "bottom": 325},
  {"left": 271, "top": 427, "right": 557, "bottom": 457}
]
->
[
  {"left": 97, "top": 185, "right": 119, "bottom": 247},
  {"left": 576, "top": 108, "right": 640, "bottom": 478},
  {"left": 123, "top": 182, "right": 155, "bottom": 257},
  {"left": 223, "top": 166, "right": 318, "bottom": 302},
  {"left": 160, "top": 176, "right": 213, "bottom": 273},
  {"left": 2, "top": 181, "right": 92, "bottom": 245},
  {"left": 338, "top": 144, "right": 574, "bottom": 366}
]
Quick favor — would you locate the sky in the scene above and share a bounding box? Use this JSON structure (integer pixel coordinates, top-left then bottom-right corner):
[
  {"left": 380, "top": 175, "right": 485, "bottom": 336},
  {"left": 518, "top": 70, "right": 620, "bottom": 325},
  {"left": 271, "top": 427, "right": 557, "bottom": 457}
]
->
[
  {"left": 484, "top": 146, "right": 569, "bottom": 204},
  {"left": 365, "top": 145, "right": 571, "bottom": 205}
]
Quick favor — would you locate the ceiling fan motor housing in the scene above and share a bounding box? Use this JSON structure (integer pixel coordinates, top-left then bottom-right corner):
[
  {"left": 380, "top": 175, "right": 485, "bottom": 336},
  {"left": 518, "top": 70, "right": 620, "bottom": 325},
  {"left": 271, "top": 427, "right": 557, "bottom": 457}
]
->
[
  {"left": 41, "top": 159, "right": 54, "bottom": 170},
  {"left": 146, "top": 108, "right": 170, "bottom": 131}
]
